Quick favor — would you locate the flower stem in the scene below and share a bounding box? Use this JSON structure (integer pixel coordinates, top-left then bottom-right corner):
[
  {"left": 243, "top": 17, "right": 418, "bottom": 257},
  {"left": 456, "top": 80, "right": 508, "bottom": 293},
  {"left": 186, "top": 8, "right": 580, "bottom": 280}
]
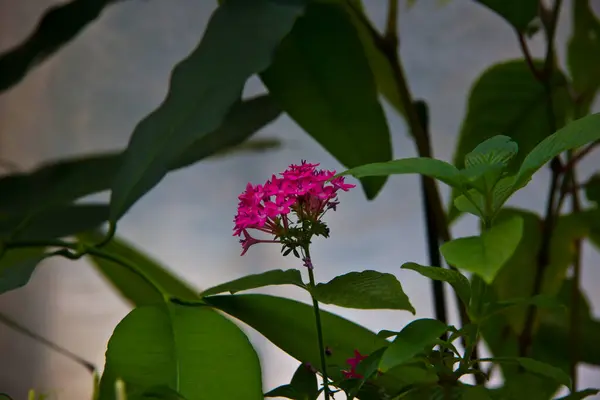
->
[{"left": 304, "top": 246, "right": 330, "bottom": 400}]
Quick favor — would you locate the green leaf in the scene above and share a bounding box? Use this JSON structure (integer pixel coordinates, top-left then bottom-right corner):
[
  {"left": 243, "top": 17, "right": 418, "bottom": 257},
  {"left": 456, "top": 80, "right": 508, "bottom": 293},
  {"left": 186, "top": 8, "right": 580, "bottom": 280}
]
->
[
  {"left": 554, "top": 389, "right": 600, "bottom": 400},
  {"left": 584, "top": 173, "right": 600, "bottom": 205},
  {"left": 207, "top": 137, "right": 281, "bottom": 160},
  {"left": 261, "top": 1, "right": 392, "bottom": 199},
  {"left": 449, "top": 60, "right": 570, "bottom": 221},
  {"left": 481, "top": 357, "right": 571, "bottom": 389},
  {"left": 312, "top": 270, "right": 415, "bottom": 313},
  {"left": 461, "top": 385, "right": 493, "bottom": 400},
  {"left": 98, "top": 304, "right": 262, "bottom": 400},
  {"left": 290, "top": 363, "right": 319, "bottom": 400},
  {"left": 0, "top": 95, "right": 281, "bottom": 217},
  {"left": 338, "top": 158, "right": 463, "bottom": 189},
  {"left": 109, "top": 0, "right": 304, "bottom": 222},
  {"left": 464, "top": 135, "right": 519, "bottom": 169},
  {"left": 264, "top": 385, "right": 301, "bottom": 399},
  {"left": 567, "top": 0, "right": 600, "bottom": 114},
  {"left": 379, "top": 319, "right": 447, "bottom": 372},
  {"left": 0, "top": 204, "right": 108, "bottom": 241},
  {"left": 0, "top": 0, "right": 121, "bottom": 93},
  {"left": 481, "top": 294, "right": 565, "bottom": 322},
  {"left": 205, "top": 294, "right": 408, "bottom": 395},
  {"left": 474, "top": 0, "right": 539, "bottom": 32},
  {"left": 440, "top": 216, "right": 524, "bottom": 283},
  {"left": 401, "top": 262, "right": 471, "bottom": 307},
  {"left": 130, "top": 386, "right": 188, "bottom": 400},
  {"left": 201, "top": 269, "right": 305, "bottom": 297},
  {"left": 513, "top": 113, "right": 600, "bottom": 191},
  {"left": 79, "top": 231, "right": 200, "bottom": 306},
  {"left": 0, "top": 248, "right": 48, "bottom": 294}
]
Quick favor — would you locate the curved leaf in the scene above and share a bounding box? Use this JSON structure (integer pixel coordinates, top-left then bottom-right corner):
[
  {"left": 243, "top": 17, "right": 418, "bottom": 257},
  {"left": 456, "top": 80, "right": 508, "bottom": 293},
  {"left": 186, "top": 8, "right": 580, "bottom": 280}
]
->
[
  {"left": 339, "top": 158, "right": 463, "bottom": 189},
  {"left": 312, "top": 270, "right": 414, "bottom": 313},
  {"left": 109, "top": 1, "right": 304, "bottom": 222},
  {"left": 0, "top": 248, "right": 48, "bottom": 295},
  {"left": 401, "top": 262, "right": 471, "bottom": 307},
  {"left": 480, "top": 357, "right": 571, "bottom": 390},
  {"left": 99, "top": 304, "right": 262, "bottom": 400},
  {"left": 474, "top": 0, "right": 539, "bottom": 32},
  {"left": 261, "top": 1, "right": 392, "bottom": 199},
  {"left": 201, "top": 269, "right": 306, "bottom": 297}
]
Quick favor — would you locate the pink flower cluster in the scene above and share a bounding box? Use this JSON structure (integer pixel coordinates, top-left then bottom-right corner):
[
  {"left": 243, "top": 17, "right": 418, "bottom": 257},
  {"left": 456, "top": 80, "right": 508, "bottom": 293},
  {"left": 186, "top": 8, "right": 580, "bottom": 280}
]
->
[
  {"left": 233, "top": 161, "right": 355, "bottom": 255},
  {"left": 342, "top": 350, "right": 368, "bottom": 379}
]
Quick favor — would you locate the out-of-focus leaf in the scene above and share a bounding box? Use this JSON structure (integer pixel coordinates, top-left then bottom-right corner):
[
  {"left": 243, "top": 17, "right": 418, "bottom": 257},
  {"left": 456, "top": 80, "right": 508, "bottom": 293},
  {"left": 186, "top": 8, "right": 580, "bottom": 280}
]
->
[
  {"left": 0, "top": 248, "right": 48, "bottom": 295},
  {"left": 79, "top": 231, "right": 200, "bottom": 306},
  {"left": 567, "top": 0, "right": 600, "bottom": 114},
  {"left": 109, "top": 0, "right": 304, "bottom": 222},
  {"left": 0, "top": 95, "right": 280, "bottom": 217},
  {"left": 473, "top": 0, "right": 539, "bottom": 32},
  {"left": 261, "top": 1, "right": 392, "bottom": 199},
  {"left": 98, "top": 304, "right": 262, "bottom": 400},
  {"left": 312, "top": 270, "right": 415, "bottom": 313},
  {"left": 481, "top": 357, "right": 571, "bottom": 389},
  {"left": 554, "top": 389, "right": 600, "bottom": 400},
  {"left": 201, "top": 269, "right": 305, "bottom": 297},
  {"left": 207, "top": 138, "right": 281, "bottom": 160},
  {"left": 0, "top": 0, "right": 122, "bottom": 93},
  {"left": 401, "top": 262, "right": 471, "bottom": 307},
  {"left": 585, "top": 173, "right": 600, "bottom": 205}
]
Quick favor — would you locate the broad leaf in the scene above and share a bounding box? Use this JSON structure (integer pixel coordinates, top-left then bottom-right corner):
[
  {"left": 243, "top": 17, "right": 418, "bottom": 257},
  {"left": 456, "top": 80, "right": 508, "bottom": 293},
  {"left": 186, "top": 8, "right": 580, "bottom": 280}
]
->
[
  {"left": 481, "top": 295, "right": 565, "bottom": 322},
  {"left": 461, "top": 385, "right": 493, "bottom": 400},
  {"left": 205, "top": 294, "right": 407, "bottom": 395},
  {"left": 264, "top": 385, "right": 302, "bottom": 399},
  {"left": 130, "top": 386, "right": 188, "bottom": 400},
  {"left": 567, "top": 0, "right": 600, "bottom": 114},
  {"left": 0, "top": 248, "right": 48, "bottom": 294},
  {"left": 0, "top": 95, "right": 281, "bottom": 217},
  {"left": 312, "top": 270, "right": 415, "bottom": 313},
  {"left": 481, "top": 357, "right": 571, "bottom": 389},
  {"left": 554, "top": 389, "right": 600, "bottom": 400},
  {"left": 0, "top": 0, "right": 121, "bottom": 93},
  {"left": 79, "top": 231, "right": 200, "bottom": 306},
  {"left": 339, "top": 158, "right": 463, "bottom": 189},
  {"left": 464, "top": 135, "right": 519, "bottom": 169},
  {"left": 261, "top": 1, "right": 392, "bottom": 199},
  {"left": 474, "top": 0, "right": 539, "bottom": 32},
  {"left": 289, "top": 363, "right": 318, "bottom": 400},
  {"left": 513, "top": 113, "right": 600, "bottom": 191},
  {"left": 201, "top": 269, "right": 305, "bottom": 297},
  {"left": 379, "top": 318, "right": 447, "bottom": 372},
  {"left": 401, "top": 262, "right": 471, "bottom": 307},
  {"left": 0, "top": 204, "right": 108, "bottom": 241},
  {"left": 99, "top": 304, "right": 262, "bottom": 400},
  {"left": 440, "top": 216, "right": 524, "bottom": 283},
  {"left": 109, "top": 0, "right": 303, "bottom": 222}
]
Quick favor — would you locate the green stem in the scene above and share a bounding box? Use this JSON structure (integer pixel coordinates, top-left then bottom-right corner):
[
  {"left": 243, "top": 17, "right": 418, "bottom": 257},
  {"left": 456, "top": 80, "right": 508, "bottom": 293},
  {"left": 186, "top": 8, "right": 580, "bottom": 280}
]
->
[{"left": 304, "top": 246, "right": 330, "bottom": 400}]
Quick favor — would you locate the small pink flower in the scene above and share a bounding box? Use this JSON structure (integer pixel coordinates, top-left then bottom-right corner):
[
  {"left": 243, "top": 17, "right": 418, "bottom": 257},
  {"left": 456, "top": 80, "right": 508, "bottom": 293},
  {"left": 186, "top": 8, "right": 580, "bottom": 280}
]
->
[{"left": 341, "top": 350, "right": 368, "bottom": 380}]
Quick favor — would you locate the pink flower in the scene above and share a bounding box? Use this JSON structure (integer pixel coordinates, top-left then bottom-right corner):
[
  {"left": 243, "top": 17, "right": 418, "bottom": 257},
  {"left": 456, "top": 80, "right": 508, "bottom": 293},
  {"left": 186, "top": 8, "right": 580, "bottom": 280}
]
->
[
  {"left": 233, "top": 161, "right": 355, "bottom": 256},
  {"left": 341, "top": 350, "right": 368, "bottom": 379}
]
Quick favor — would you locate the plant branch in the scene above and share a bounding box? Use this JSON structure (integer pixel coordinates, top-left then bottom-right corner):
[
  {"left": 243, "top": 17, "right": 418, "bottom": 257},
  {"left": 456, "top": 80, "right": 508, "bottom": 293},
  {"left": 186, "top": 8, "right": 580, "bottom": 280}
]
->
[
  {"left": 561, "top": 140, "right": 600, "bottom": 173},
  {"left": 304, "top": 246, "right": 330, "bottom": 400},
  {"left": 517, "top": 32, "right": 544, "bottom": 82}
]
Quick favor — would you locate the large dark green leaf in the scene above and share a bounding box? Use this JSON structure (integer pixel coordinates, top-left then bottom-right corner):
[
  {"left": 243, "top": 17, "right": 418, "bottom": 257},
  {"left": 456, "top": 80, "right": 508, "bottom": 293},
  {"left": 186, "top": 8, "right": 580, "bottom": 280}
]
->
[
  {"left": 449, "top": 60, "right": 570, "bottom": 221},
  {"left": 0, "top": 204, "right": 108, "bottom": 241},
  {"left": 567, "top": 0, "right": 600, "bottom": 115},
  {"left": 401, "top": 262, "right": 471, "bottom": 307},
  {"left": 473, "top": 0, "right": 539, "bottom": 32},
  {"left": 79, "top": 231, "right": 200, "bottom": 306},
  {"left": 0, "top": 0, "right": 121, "bottom": 93},
  {"left": 98, "top": 304, "right": 262, "bottom": 400},
  {"left": 264, "top": 363, "right": 319, "bottom": 400},
  {"left": 312, "top": 270, "right": 415, "bottom": 313},
  {"left": 205, "top": 294, "right": 408, "bottom": 395},
  {"left": 201, "top": 269, "right": 306, "bottom": 297},
  {"left": 109, "top": 1, "right": 303, "bottom": 222},
  {"left": 0, "top": 247, "right": 48, "bottom": 294},
  {"left": 480, "top": 357, "right": 571, "bottom": 389},
  {"left": 440, "top": 216, "right": 524, "bottom": 284},
  {"left": 261, "top": 1, "right": 392, "bottom": 199},
  {"left": 0, "top": 95, "right": 280, "bottom": 217}
]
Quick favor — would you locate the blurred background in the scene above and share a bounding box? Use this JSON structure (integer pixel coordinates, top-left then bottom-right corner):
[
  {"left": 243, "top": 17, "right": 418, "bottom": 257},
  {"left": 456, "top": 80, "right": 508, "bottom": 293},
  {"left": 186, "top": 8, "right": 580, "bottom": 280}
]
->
[{"left": 0, "top": 0, "right": 599, "bottom": 399}]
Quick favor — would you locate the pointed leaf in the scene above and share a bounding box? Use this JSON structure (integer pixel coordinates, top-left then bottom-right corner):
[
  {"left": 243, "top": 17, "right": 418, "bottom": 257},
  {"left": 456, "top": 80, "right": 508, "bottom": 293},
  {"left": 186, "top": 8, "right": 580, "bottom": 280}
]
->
[
  {"left": 290, "top": 363, "right": 319, "bottom": 400},
  {"left": 0, "top": 248, "right": 48, "bottom": 294},
  {"left": 312, "top": 270, "right": 415, "bottom": 313},
  {"left": 98, "top": 304, "right": 262, "bottom": 400},
  {"left": 339, "top": 158, "right": 463, "bottom": 189},
  {"left": 464, "top": 135, "right": 519, "bottom": 168},
  {"left": 440, "top": 216, "right": 524, "bottom": 283},
  {"left": 0, "top": 95, "right": 281, "bottom": 217},
  {"left": 481, "top": 357, "right": 571, "bottom": 389},
  {"left": 261, "top": 1, "right": 392, "bottom": 199},
  {"left": 201, "top": 269, "right": 305, "bottom": 297},
  {"left": 264, "top": 385, "right": 301, "bottom": 399},
  {"left": 554, "top": 389, "right": 600, "bottom": 400},
  {"left": 401, "top": 262, "right": 471, "bottom": 307},
  {"left": 474, "top": 0, "right": 539, "bottom": 32},
  {"left": 79, "top": 231, "right": 200, "bottom": 306},
  {"left": 379, "top": 318, "right": 448, "bottom": 372},
  {"left": 109, "top": 1, "right": 304, "bottom": 221}
]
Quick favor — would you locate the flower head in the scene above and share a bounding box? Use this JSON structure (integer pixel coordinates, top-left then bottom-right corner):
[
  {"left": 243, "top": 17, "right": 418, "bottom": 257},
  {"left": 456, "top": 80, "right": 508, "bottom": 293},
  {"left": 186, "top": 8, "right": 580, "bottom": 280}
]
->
[
  {"left": 342, "top": 350, "right": 368, "bottom": 379},
  {"left": 233, "top": 161, "right": 355, "bottom": 256}
]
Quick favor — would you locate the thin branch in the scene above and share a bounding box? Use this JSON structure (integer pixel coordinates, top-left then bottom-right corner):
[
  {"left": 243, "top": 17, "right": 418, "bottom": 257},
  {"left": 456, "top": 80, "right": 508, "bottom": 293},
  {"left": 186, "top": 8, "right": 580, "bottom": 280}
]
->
[
  {"left": 517, "top": 32, "right": 544, "bottom": 82},
  {"left": 561, "top": 140, "right": 600, "bottom": 173}
]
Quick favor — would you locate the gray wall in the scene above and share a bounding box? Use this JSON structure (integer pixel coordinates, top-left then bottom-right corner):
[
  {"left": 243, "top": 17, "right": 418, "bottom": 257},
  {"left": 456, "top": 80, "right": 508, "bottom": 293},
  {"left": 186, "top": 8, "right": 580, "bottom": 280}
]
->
[{"left": 0, "top": 0, "right": 598, "bottom": 399}]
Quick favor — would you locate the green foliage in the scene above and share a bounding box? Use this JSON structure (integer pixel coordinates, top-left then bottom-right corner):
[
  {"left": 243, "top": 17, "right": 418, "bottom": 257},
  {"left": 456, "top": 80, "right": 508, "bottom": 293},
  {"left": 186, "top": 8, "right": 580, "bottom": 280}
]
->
[
  {"left": 261, "top": 0, "right": 392, "bottom": 199},
  {"left": 474, "top": 0, "right": 539, "bottom": 32},
  {"left": 0, "top": 247, "right": 48, "bottom": 295},
  {"left": 264, "top": 363, "right": 319, "bottom": 400},
  {"left": 440, "top": 216, "right": 523, "bottom": 283},
  {"left": 201, "top": 269, "right": 306, "bottom": 296},
  {"left": 99, "top": 303, "right": 262, "bottom": 400},
  {"left": 312, "top": 270, "right": 415, "bottom": 312},
  {"left": 481, "top": 357, "right": 571, "bottom": 390},
  {"left": 109, "top": 1, "right": 303, "bottom": 223},
  {"left": 401, "top": 262, "right": 471, "bottom": 307},
  {"left": 585, "top": 173, "right": 600, "bottom": 204}
]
